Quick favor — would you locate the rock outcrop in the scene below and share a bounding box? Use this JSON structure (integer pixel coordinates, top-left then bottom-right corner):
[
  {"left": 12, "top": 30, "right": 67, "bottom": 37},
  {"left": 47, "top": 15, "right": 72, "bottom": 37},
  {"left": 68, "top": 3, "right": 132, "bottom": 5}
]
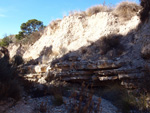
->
[
  {"left": 22, "top": 12, "right": 140, "bottom": 63},
  {"left": 20, "top": 57, "right": 145, "bottom": 89},
  {"left": 10, "top": 3, "right": 150, "bottom": 89}
]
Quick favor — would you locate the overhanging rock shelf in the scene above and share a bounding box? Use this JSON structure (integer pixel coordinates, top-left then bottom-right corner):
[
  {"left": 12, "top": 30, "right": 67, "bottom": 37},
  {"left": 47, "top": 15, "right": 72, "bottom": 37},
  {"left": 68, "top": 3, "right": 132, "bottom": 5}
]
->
[{"left": 20, "top": 58, "right": 144, "bottom": 89}]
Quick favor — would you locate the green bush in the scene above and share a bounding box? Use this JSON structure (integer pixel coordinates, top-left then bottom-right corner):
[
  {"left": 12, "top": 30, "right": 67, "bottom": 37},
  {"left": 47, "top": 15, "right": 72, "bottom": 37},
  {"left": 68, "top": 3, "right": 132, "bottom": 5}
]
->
[
  {"left": 0, "top": 36, "right": 11, "bottom": 47},
  {"left": 20, "top": 19, "right": 44, "bottom": 35},
  {"left": 15, "top": 31, "right": 25, "bottom": 40},
  {"left": 15, "top": 28, "right": 44, "bottom": 45},
  {"left": 15, "top": 19, "right": 45, "bottom": 42}
]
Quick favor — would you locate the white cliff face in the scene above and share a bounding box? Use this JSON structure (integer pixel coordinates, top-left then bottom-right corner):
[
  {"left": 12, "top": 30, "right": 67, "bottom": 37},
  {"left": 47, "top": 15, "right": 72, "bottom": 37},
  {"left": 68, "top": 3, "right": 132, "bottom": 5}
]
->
[
  {"left": 22, "top": 12, "right": 140, "bottom": 63},
  {"left": 8, "top": 44, "right": 30, "bottom": 58},
  {"left": 8, "top": 44, "right": 21, "bottom": 58}
]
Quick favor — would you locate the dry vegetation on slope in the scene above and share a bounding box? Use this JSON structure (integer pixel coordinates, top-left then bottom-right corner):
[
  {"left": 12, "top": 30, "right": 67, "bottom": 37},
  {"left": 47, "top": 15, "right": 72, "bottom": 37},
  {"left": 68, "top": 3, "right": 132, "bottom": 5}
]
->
[
  {"left": 3, "top": 1, "right": 150, "bottom": 112},
  {"left": 113, "top": 2, "right": 141, "bottom": 21},
  {"left": 21, "top": 1, "right": 141, "bottom": 64}
]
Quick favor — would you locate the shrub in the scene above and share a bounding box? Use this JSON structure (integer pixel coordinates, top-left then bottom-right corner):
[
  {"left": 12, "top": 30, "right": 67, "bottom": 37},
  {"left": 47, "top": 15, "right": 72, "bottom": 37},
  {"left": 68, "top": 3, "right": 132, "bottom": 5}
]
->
[
  {"left": 86, "top": 5, "right": 111, "bottom": 16},
  {"left": 141, "top": 44, "right": 150, "bottom": 59},
  {"left": 15, "top": 30, "right": 43, "bottom": 45},
  {"left": 20, "top": 19, "right": 44, "bottom": 35},
  {"left": 99, "top": 34, "right": 124, "bottom": 55},
  {"left": 15, "top": 19, "right": 45, "bottom": 46},
  {"left": 15, "top": 31, "right": 25, "bottom": 40},
  {"left": 97, "top": 83, "right": 150, "bottom": 112},
  {"left": 140, "top": 0, "right": 150, "bottom": 23},
  {"left": 49, "top": 19, "right": 61, "bottom": 30},
  {"left": 69, "top": 11, "right": 87, "bottom": 17},
  {"left": 113, "top": 2, "right": 141, "bottom": 21},
  {"left": 98, "top": 84, "right": 134, "bottom": 112},
  {"left": 0, "top": 36, "right": 12, "bottom": 47},
  {"left": 65, "top": 83, "right": 101, "bottom": 113},
  {"left": 28, "top": 31, "right": 43, "bottom": 44}
]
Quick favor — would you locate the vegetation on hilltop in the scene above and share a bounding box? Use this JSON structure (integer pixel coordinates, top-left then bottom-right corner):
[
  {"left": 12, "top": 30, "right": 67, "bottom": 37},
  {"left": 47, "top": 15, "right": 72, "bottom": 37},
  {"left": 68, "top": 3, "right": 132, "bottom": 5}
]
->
[
  {"left": 113, "top": 1, "right": 141, "bottom": 21},
  {"left": 0, "top": 1, "right": 150, "bottom": 112},
  {"left": 0, "top": 19, "right": 45, "bottom": 47},
  {"left": 0, "top": 35, "right": 12, "bottom": 47},
  {"left": 15, "top": 19, "right": 45, "bottom": 41}
]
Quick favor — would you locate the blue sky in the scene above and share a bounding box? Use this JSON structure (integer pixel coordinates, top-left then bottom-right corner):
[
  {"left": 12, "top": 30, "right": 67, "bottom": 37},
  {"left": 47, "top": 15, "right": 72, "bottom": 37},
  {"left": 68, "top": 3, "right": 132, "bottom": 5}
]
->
[{"left": 0, "top": 0, "right": 139, "bottom": 39}]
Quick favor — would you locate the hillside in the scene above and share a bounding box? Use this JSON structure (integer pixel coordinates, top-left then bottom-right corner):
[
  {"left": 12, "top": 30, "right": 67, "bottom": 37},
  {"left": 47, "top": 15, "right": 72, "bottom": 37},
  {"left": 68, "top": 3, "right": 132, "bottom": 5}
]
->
[
  {"left": 19, "top": 2, "right": 149, "bottom": 83},
  {"left": 22, "top": 8, "right": 140, "bottom": 63},
  {"left": 3, "top": 1, "right": 150, "bottom": 112}
]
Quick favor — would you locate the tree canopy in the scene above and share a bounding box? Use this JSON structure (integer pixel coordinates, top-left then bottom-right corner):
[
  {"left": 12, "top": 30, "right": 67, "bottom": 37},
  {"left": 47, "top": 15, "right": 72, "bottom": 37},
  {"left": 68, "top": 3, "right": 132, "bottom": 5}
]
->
[
  {"left": 15, "top": 19, "right": 44, "bottom": 40},
  {"left": 20, "top": 19, "right": 44, "bottom": 35},
  {"left": 0, "top": 36, "right": 12, "bottom": 47}
]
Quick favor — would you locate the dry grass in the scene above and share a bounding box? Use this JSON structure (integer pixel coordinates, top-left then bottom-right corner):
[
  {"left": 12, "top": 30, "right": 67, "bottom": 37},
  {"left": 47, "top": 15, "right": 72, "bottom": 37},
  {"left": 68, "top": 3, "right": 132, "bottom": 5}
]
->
[
  {"left": 45, "top": 82, "right": 69, "bottom": 106},
  {"left": 65, "top": 83, "right": 102, "bottom": 113},
  {"left": 96, "top": 82, "right": 150, "bottom": 112},
  {"left": 49, "top": 19, "right": 61, "bottom": 30},
  {"left": 113, "top": 1, "right": 141, "bottom": 21},
  {"left": 69, "top": 10, "right": 87, "bottom": 17},
  {"left": 14, "top": 30, "right": 43, "bottom": 45},
  {"left": 86, "top": 5, "right": 111, "bottom": 16},
  {"left": 43, "top": 19, "right": 62, "bottom": 35}
]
